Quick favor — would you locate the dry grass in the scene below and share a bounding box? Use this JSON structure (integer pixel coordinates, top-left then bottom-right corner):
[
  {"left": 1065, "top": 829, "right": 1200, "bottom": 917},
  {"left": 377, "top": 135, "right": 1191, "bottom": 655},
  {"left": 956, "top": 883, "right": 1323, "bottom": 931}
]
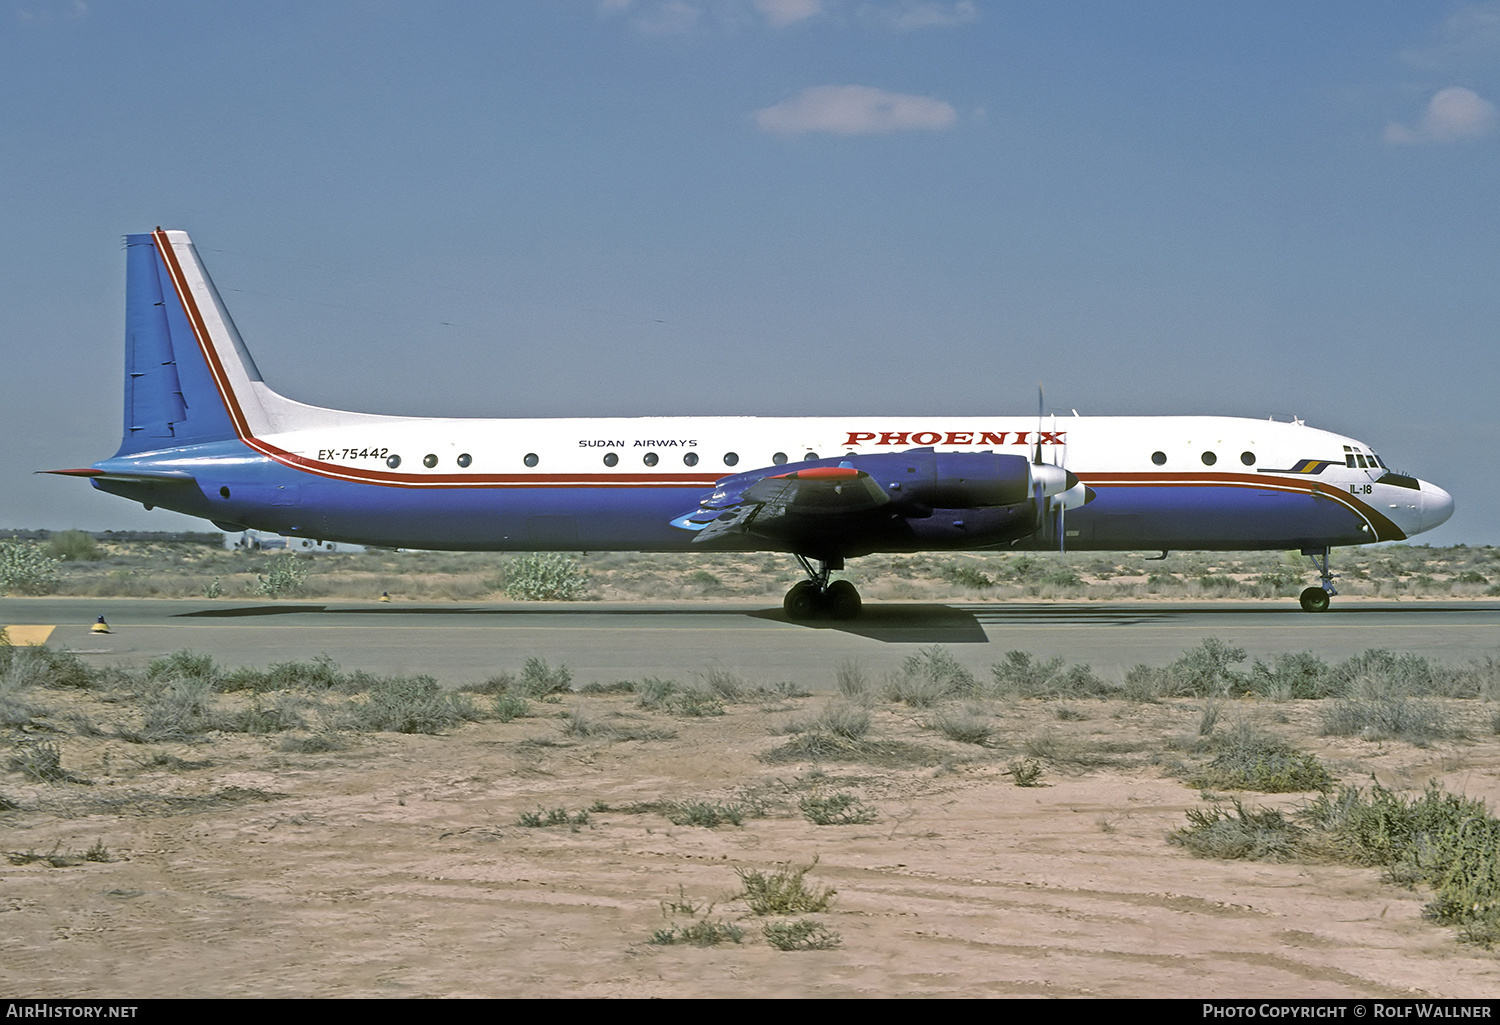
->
[{"left": 15, "top": 537, "right": 1499, "bottom": 602}]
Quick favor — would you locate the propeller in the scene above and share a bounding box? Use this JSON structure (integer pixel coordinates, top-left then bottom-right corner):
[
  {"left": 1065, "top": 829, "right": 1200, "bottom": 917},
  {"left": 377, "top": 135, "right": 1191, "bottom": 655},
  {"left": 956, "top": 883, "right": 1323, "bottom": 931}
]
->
[{"left": 1033, "top": 384, "right": 1067, "bottom": 552}]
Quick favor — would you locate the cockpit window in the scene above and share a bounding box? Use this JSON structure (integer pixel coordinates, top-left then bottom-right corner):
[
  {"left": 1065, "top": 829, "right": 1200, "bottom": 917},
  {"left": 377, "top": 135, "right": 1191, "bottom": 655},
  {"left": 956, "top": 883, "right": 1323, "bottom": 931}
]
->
[{"left": 1356, "top": 455, "right": 1369, "bottom": 468}]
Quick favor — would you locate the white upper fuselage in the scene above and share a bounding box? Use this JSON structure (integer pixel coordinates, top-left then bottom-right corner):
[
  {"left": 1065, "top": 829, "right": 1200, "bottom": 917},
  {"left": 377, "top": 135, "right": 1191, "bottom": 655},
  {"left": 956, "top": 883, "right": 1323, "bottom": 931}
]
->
[{"left": 243, "top": 408, "right": 1450, "bottom": 541}]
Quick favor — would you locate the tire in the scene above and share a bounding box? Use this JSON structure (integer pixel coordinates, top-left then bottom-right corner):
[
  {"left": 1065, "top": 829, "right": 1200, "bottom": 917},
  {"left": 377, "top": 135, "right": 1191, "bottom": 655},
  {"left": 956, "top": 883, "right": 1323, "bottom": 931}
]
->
[
  {"left": 1299, "top": 586, "right": 1331, "bottom": 613},
  {"left": 783, "top": 581, "right": 820, "bottom": 619},
  {"left": 825, "top": 580, "right": 862, "bottom": 619}
]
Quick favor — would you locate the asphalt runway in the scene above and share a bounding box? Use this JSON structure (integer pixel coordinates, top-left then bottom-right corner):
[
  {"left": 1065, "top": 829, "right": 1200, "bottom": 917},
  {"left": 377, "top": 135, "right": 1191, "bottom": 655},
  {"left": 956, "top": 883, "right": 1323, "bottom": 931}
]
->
[{"left": 4, "top": 596, "right": 1497, "bottom": 689}]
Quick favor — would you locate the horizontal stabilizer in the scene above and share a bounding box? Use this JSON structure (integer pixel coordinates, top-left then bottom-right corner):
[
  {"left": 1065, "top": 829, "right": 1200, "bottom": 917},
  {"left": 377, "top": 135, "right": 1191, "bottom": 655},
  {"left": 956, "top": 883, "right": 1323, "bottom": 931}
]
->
[{"left": 41, "top": 467, "right": 197, "bottom": 485}]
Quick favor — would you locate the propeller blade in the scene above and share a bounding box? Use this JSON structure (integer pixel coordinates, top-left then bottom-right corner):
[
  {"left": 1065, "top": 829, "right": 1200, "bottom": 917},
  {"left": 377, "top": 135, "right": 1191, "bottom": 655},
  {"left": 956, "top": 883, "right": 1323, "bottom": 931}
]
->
[{"left": 1034, "top": 383, "right": 1044, "bottom": 464}]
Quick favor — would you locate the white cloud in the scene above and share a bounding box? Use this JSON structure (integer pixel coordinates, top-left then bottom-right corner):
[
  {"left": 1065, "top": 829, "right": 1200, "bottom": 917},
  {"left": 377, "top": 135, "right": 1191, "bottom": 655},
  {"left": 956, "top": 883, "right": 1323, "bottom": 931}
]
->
[
  {"left": 1399, "top": 2, "right": 1500, "bottom": 69},
  {"left": 754, "top": 84, "right": 958, "bottom": 136},
  {"left": 862, "top": 1, "right": 978, "bottom": 31},
  {"left": 753, "top": 0, "right": 824, "bottom": 28},
  {"left": 1384, "top": 86, "right": 1498, "bottom": 144}
]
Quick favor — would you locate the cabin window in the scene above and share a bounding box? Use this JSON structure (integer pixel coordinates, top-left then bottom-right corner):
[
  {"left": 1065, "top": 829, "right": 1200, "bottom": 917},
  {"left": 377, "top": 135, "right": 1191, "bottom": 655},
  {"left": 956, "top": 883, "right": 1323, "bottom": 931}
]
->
[
  {"left": 723, "top": 452, "right": 739, "bottom": 467},
  {"left": 643, "top": 452, "right": 659, "bottom": 467},
  {"left": 1201, "top": 451, "right": 1217, "bottom": 466},
  {"left": 457, "top": 453, "right": 472, "bottom": 468},
  {"left": 386, "top": 455, "right": 401, "bottom": 469},
  {"left": 1240, "top": 451, "right": 1255, "bottom": 466},
  {"left": 804, "top": 452, "right": 818, "bottom": 461},
  {"left": 683, "top": 452, "right": 699, "bottom": 466},
  {"left": 1151, "top": 451, "right": 1166, "bottom": 465},
  {"left": 603, "top": 452, "right": 618, "bottom": 467},
  {"left": 422, "top": 454, "right": 438, "bottom": 468},
  {"left": 523, "top": 453, "right": 539, "bottom": 468},
  {"left": 772, "top": 452, "right": 788, "bottom": 465},
  {"left": 219, "top": 487, "right": 230, "bottom": 499}
]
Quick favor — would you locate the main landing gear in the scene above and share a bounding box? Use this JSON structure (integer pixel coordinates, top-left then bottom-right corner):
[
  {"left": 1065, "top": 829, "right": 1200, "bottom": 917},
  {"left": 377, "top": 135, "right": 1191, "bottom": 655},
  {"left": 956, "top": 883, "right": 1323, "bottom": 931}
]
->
[
  {"left": 1299, "top": 547, "right": 1337, "bottom": 613},
  {"left": 783, "top": 555, "right": 862, "bottom": 620}
]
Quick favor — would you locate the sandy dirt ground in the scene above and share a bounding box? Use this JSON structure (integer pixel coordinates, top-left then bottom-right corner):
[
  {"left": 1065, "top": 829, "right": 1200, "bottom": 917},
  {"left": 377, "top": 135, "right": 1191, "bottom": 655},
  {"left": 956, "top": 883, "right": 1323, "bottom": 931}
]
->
[{"left": 4, "top": 688, "right": 1500, "bottom": 999}]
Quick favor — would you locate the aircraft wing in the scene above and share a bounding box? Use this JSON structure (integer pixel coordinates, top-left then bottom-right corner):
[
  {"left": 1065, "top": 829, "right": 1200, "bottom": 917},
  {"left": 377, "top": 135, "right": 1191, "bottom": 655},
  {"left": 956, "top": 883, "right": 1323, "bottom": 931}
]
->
[
  {"left": 682, "top": 465, "right": 894, "bottom": 547},
  {"left": 671, "top": 448, "right": 1063, "bottom": 558}
]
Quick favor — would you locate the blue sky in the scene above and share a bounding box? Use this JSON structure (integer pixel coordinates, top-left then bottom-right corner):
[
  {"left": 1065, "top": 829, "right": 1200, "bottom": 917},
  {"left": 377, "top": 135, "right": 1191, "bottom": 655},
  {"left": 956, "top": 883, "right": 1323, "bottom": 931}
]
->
[{"left": 2, "top": 1, "right": 1495, "bottom": 544}]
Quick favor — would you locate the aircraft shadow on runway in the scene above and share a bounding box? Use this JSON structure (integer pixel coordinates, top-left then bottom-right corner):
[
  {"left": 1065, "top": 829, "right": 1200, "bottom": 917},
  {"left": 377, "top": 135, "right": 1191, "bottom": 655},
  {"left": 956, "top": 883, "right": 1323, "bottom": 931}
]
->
[
  {"left": 172, "top": 600, "right": 1499, "bottom": 646},
  {"left": 176, "top": 602, "right": 991, "bottom": 643}
]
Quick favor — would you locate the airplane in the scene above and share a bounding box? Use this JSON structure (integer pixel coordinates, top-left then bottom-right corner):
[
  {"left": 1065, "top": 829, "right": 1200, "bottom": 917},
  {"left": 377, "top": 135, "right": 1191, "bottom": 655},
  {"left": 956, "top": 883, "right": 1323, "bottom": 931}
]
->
[{"left": 46, "top": 229, "right": 1454, "bottom": 618}]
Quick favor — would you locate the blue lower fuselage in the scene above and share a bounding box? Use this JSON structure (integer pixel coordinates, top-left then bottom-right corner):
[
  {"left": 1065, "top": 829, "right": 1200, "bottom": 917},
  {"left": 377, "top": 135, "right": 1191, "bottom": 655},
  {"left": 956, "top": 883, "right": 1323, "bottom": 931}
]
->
[{"left": 92, "top": 441, "right": 1376, "bottom": 554}]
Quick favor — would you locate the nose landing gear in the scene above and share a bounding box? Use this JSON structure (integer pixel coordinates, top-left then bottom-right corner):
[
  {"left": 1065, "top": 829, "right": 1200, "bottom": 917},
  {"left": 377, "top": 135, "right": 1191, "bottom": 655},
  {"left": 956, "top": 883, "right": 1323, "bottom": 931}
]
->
[
  {"left": 783, "top": 555, "right": 862, "bottom": 620},
  {"left": 1299, "top": 547, "right": 1337, "bottom": 612}
]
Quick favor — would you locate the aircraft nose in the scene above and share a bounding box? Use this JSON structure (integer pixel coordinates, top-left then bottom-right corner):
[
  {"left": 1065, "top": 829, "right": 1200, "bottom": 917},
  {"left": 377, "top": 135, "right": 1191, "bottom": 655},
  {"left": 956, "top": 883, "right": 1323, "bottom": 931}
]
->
[{"left": 1419, "top": 480, "right": 1454, "bottom": 533}]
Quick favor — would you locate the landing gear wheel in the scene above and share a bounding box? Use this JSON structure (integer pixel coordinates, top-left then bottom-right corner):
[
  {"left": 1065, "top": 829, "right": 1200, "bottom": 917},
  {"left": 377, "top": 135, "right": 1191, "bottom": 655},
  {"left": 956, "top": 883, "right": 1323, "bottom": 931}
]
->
[
  {"left": 825, "top": 580, "right": 862, "bottom": 620},
  {"left": 784, "top": 580, "right": 820, "bottom": 619},
  {"left": 1299, "top": 586, "right": 1331, "bottom": 613}
]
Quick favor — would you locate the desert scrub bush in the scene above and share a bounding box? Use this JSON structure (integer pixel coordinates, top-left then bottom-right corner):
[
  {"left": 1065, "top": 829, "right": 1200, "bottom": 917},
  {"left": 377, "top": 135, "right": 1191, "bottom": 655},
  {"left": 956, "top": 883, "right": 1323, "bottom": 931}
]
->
[
  {"left": 634, "top": 678, "right": 724, "bottom": 716},
  {"left": 765, "top": 702, "right": 874, "bottom": 763},
  {"left": 0, "top": 537, "right": 59, "bottom": 595},
  {"left": 46, "top": 530, "right": 101, "bottom": 562},
  {"left": 1005, "top": 757, "right": 1044, "bottom": 787},
  {"left": 217, "top": 693, "right": 311, "bottom": 735},
  {"left": 503, "top": 553, "right": 589, "bottom": 600},
  {"left": 989, "top": 650, "right": 1109, "bottom": 699},
  {"left": 1169, "top": 799, "right": 1306, "bottom": 862},
  {"left": 700, "top": 666, "right": 748, "bottom": 701},
  {"left": 6, "top": 740, "right": 88, "bottom": 784},
  {"left": 668, "top": 688, "right": 725, "bottom": 717},
  {"left": 223, "top": 654, "right": 359, "bottom": 693},
  {"left": 344, "top": 676, "right": 480, "bottom": 734},
  {"left": 799, "top": 792, "right": 877, "bottom": 825},
  {"left": 1169, "top": 637, "right": 1249, "bottom": 695},
  {"left": 134, "top": 676, "right": 221, "bottom": 742},
  {"left": 763, "top": 918, "right": 841, "bottom": 951},
  {"left": 667, "top": 800, "right": 746, "bottom": 827},
  {"left": 475, "top": 657, "right": 573, "bottom": 699},
  {"left": 634, "top": 676, "right": 680, "bottom": 710},
  {"left": 942, "top": 563, "right": 996, "bottom": 589},
  {"left": 256, "top": 553, "right": 308, "bottom": 598},
  {"left": 519, "top": 656, "right": 572, "bottom": 696},
  {"left": 1320, "top": 678, "right": 1452, "bottom": 743},
  {"left": 1123, "top": 638, "right": 1248, "bottom": 700},
  {"left": 929, "top": 708, "right": 995, "bottom": 746},
  {"left": 650, "top": 918, "right": 746, "bottom": 947},
  {"left": 834, "top": 660, "right": 874, "bottom": 702},
  {"left": 1333, "top": 649, "right": 1442, "bottom": 696},
  {"left": 1247, "top": 651, "right": 1338, "bottom": 700},
  {"left": 1187, "top": 723, "right": 1335, "bottom": 793},
  {"left": 736, "top": 858, "right": 836, "bottom": 915},
  {"left": 884, "top": 645, "right": 978, "bottom": 706},
  {"left": 1174, "top": 781, "right": 1500, "bottom": 946},
  {"left": 492, "top": 693, "right": 531, "bottom": 721},
  {"left": 517, "top": 807, "right": 590, "bottom": 829},
  {"left": 1, "top": 644, "right": 99, "bottom": 690},
  {"left": 148, "top": 649, "right": 221, "bottom": 685}
]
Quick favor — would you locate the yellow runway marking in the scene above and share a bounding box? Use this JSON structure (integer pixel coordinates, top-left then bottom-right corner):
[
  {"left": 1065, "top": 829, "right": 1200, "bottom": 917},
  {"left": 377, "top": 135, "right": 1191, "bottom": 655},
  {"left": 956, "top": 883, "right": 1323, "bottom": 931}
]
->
[{"left": 1, "top": 625, "right": 56, "bottom": 646}]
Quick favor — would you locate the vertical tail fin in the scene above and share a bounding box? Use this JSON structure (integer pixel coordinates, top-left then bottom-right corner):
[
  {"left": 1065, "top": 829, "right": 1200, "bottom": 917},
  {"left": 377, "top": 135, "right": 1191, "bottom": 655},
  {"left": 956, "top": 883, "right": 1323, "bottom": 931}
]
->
[{"left": 117, "top": 229, "right": 279, "bottom": 456}]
